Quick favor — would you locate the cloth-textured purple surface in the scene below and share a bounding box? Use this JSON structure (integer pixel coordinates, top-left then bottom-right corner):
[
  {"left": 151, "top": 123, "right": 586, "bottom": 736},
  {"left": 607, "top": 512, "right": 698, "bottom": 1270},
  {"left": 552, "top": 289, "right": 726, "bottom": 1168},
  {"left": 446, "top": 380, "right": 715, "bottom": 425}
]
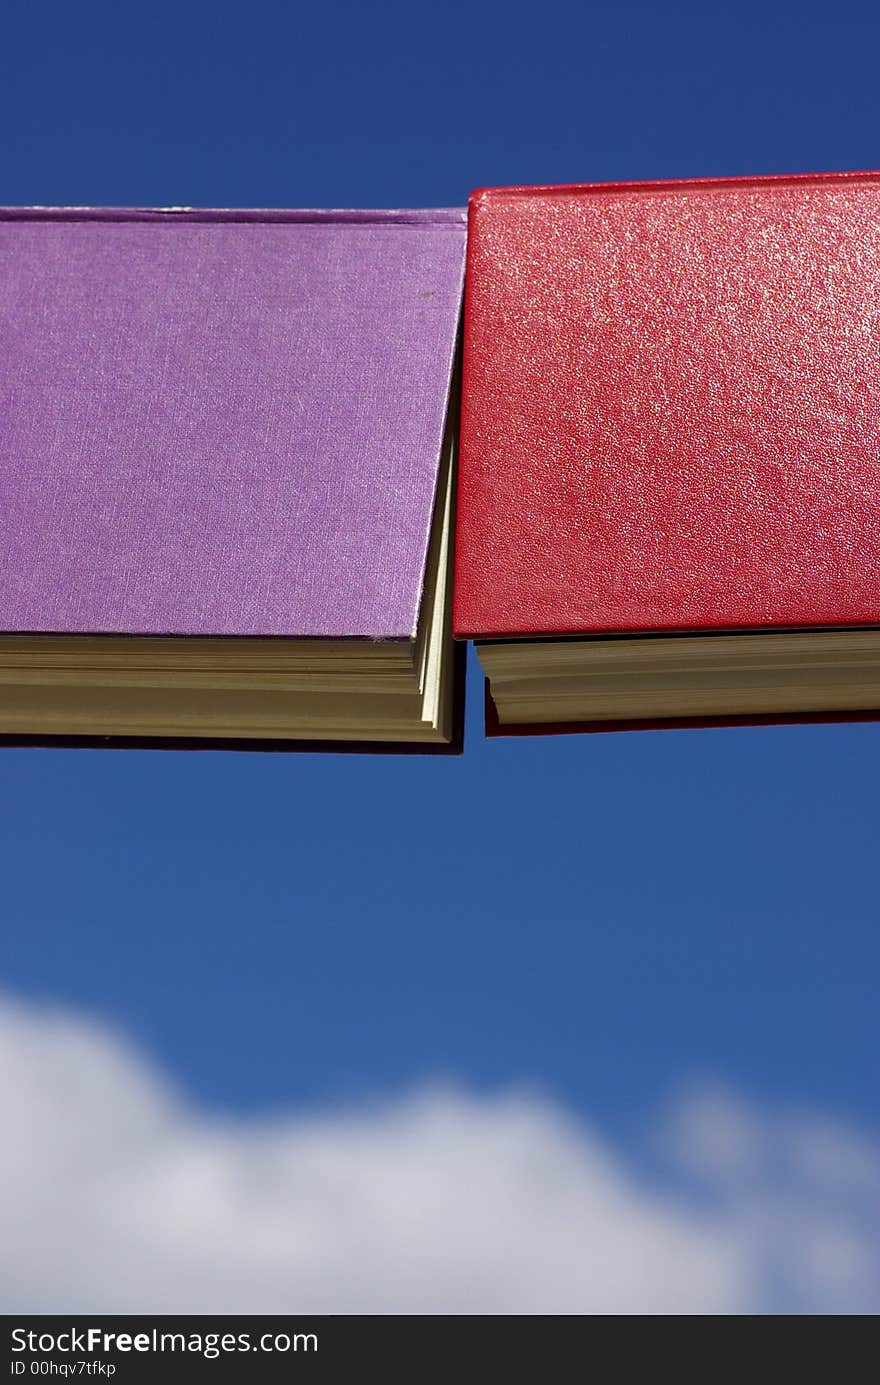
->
[{"left": 0, "top": 208, "right": 465, "bottom": 638}]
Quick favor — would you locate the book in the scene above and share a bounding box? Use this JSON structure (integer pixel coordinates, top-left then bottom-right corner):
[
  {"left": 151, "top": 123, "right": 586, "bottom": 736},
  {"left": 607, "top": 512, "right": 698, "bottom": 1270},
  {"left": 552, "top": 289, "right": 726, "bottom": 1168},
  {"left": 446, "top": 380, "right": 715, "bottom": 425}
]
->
[
  {"left": 454, "top": 172, "right": 880, "bottom": 734},
  {"left": 0, "top": 207, "right": 465, "bottom": 749}
]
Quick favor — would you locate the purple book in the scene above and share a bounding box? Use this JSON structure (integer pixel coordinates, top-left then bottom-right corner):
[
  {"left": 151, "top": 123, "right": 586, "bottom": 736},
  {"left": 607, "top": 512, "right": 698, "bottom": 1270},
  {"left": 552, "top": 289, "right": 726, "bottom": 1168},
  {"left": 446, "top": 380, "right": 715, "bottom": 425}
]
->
[{"left": 0, "top": 207, "right": 466, "bottom": 748}]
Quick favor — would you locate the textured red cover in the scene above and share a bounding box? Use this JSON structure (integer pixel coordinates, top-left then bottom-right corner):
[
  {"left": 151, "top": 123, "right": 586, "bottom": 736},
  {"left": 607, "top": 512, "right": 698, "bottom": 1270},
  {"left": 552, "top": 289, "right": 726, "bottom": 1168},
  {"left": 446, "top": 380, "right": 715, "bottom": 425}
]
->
[{"left": 455, "top": 172, "right": 880, "bottom": 640}]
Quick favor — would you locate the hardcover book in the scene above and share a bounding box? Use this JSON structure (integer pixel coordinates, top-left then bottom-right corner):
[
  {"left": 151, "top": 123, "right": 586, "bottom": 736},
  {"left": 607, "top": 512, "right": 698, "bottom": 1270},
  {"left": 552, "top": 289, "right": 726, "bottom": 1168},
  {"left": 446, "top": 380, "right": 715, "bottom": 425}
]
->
[
  {"left": 0, "top": 207, "right": 466, "bottom": 748},
  {"left": 455, "top": 172, "right": 880, "bottom": 734}
]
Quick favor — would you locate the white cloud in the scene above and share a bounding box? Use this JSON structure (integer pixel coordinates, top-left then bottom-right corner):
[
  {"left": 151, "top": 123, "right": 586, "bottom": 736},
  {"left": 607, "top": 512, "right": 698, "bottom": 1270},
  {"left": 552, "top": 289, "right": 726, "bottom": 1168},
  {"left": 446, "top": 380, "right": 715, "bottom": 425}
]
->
[{"left": 0, "top": 993, "right": 877, "bottom": 1314}]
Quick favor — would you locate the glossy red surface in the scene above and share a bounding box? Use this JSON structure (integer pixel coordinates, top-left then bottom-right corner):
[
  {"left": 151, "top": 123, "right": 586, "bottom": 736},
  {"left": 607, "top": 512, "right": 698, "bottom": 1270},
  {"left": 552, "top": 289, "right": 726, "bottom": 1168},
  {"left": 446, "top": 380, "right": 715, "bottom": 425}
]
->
[{"left": 455, "top": 172, "right": 880, "bottom": 638}]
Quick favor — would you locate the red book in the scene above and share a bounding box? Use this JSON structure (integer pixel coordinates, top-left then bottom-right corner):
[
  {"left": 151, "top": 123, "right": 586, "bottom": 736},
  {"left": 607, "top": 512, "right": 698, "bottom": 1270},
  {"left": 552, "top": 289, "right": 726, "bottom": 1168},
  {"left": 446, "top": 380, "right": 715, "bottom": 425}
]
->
[{"left": 454, "top": 172, "right": 880, "bottom": 734}]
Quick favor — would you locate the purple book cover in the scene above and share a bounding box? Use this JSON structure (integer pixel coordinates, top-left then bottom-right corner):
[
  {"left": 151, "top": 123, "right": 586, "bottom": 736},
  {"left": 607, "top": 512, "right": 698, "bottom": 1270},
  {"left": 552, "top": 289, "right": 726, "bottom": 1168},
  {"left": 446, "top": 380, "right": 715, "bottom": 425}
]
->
[{"left": 0, "top": 207, "right": 466, "bottom": 639}]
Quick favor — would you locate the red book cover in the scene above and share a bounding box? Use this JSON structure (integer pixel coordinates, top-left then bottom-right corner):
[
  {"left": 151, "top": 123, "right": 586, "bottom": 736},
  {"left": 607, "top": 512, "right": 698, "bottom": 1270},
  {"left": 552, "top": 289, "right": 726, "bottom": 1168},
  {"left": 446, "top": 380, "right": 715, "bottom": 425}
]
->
[{"left": 455, "top": 172, "right": 880, "bottom": 643}]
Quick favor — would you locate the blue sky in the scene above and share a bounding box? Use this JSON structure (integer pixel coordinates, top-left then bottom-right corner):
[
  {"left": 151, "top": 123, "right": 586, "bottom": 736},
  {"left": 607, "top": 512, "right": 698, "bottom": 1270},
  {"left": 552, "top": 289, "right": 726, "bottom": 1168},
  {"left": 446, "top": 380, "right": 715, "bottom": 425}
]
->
[{"left": 2, "top": 0, "right": 879, "bottom": 1314}]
